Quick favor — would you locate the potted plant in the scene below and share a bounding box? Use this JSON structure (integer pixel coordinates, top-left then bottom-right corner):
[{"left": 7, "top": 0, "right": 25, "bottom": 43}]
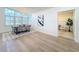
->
[{"left": 66, "top": 18, "right": 73, "bottom": 32}]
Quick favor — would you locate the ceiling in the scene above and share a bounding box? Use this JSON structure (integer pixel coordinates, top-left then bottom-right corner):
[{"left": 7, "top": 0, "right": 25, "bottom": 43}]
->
[{"left": 10, "top": 7, "right": 52, "bottom": 14}]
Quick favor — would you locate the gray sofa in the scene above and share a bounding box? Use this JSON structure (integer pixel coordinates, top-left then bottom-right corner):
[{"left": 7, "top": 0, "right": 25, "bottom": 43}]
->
[{"left": 12, "top": 25, "right": 31, "bottom": 34}]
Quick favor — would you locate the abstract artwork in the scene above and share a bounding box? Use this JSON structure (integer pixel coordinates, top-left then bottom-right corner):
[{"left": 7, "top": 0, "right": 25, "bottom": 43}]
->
[{"left": 37, "top": 15, "right": 44, "bottom": 26}]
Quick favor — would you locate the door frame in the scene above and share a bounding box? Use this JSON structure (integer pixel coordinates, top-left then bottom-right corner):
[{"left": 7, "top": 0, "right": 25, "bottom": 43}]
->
[{"left": 57, "top": 9, "right": 75, "bottom": 41}]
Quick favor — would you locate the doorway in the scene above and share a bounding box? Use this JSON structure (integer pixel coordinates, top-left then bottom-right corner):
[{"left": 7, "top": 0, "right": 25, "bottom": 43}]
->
[{"left": 58, "top": 10, "right": 74, "bottom": 40}]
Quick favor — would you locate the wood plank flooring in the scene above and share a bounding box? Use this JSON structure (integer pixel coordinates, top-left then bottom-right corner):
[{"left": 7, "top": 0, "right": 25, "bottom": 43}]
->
[
  {"left": 59, "top": 30, "right": 74, "bottom": 40},
  {"left": 1, "top": 31, "right": 79, "bottom": 52}
]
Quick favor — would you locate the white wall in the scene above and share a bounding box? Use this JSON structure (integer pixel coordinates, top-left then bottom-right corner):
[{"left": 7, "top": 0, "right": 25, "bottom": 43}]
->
[
  {"left": 32, "top": 8, "right": 58, "bottom": 37},
  {"left": 0, "top": 7, "right": 12, "bottom": 33},
  {"left": 0, "top": 8, "right": 4, "bottom": 33},
  {"left": 74, "top": 8, "right": 79, "bottom": 43}
]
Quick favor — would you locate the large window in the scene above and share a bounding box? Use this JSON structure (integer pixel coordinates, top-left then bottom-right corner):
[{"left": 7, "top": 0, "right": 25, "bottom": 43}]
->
[
  {"left": 5, "top": 8, "right": 28, "bottom": 26},
  {"left": 23, "top": 16, "right": 28, "bottom": 24},
  {"left": 5, "top": 8, "right": 14, "bottom": 26}
]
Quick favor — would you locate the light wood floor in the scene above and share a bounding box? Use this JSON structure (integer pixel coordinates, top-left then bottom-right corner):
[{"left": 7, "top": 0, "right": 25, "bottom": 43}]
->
[
  {"left": 1, "top": 31, "right": 79, "bottom": 52},
  {"left": 59, "top": 30, "right": 74, "bottom": 40}
]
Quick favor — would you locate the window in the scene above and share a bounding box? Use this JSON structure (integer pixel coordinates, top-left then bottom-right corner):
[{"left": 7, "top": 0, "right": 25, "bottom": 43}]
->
[
  {"left": 5, "top": 8, "right": 15, "bottom": 26},
  {"left": 15, "top": 17, "right": 22, "bottom": 25},
  {"left": 5, "top": 8, "right": 29, "bottom": 26},
  {"left": 5, "top": 16, "right": 11, "bottom": 25},
  {"left": 23, "top": 16, "right": 28, "bottom": 24}
]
